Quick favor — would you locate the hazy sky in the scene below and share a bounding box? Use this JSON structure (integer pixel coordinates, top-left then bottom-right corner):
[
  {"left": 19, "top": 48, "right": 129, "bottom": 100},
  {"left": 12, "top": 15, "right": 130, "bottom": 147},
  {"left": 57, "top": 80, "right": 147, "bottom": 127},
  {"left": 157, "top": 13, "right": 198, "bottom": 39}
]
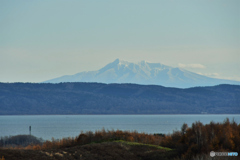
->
[{"left": 1, "top": 0, "right": 239, "bottom": 82}]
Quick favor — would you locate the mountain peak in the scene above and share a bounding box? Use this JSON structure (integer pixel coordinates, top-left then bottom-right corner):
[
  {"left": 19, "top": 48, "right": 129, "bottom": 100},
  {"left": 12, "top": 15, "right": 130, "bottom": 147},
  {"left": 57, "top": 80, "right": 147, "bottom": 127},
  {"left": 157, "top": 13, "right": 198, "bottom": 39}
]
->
[
  {"left": 44, "top": 59, "right": 240, "bottom": 88},
  {"left": 140, "top": 60, "right": 148, "bottom": 63},
  {"left": 112, "top": 59, "right": 130, "bottom": 66},
  {"left": 113, "top": 58, "right": 120, "bottom": 63}
]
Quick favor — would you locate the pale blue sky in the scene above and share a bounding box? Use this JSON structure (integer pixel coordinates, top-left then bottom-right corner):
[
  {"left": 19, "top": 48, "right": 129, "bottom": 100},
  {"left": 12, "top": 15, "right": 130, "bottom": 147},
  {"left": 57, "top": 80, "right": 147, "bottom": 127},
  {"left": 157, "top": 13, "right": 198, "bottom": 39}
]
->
[{"left": 0, "top": 0, "right": 239, "bottom": 82}]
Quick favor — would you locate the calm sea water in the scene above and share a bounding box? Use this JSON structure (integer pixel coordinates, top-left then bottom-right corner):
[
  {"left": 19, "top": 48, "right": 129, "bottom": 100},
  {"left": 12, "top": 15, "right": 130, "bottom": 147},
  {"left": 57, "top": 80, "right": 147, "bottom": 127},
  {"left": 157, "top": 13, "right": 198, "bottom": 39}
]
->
[{"left": 1, "top": 115, "right": 240, "bottom": 140}]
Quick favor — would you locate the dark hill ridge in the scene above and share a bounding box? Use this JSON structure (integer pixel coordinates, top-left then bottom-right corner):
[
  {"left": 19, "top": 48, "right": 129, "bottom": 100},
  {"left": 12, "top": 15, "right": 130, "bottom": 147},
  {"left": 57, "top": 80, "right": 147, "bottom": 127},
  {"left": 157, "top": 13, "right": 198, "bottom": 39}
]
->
[{"left": 0, "top": 82, "right": 239, "bottom": 115}]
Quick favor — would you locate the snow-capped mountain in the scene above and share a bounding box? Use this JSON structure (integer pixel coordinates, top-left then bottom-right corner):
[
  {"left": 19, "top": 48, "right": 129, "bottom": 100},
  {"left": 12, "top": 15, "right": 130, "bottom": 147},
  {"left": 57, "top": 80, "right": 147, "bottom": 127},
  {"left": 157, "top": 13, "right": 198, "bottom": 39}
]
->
[{"left": 44, "top": 59, "right": 240, "bottom": 88}]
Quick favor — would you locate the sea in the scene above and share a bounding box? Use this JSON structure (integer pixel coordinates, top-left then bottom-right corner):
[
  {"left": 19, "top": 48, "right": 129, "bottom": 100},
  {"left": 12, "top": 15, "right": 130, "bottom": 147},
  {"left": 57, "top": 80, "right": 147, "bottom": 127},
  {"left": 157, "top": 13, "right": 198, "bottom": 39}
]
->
[{"left": 1, "top": 115, "right": 240, "bottom": 140}]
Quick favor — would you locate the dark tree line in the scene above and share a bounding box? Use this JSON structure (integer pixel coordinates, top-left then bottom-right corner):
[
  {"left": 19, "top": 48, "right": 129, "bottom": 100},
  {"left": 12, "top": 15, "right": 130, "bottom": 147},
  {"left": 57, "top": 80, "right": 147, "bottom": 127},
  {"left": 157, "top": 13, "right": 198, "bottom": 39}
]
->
[
  {"left": 160, "top": 118, "right": 240, "bottom": 159},
  {"left": 0, "top": 135, "right": 43, "bottom": 148},
  {"left": 1, "top": 82, "right": 240, "bottom": 114}
]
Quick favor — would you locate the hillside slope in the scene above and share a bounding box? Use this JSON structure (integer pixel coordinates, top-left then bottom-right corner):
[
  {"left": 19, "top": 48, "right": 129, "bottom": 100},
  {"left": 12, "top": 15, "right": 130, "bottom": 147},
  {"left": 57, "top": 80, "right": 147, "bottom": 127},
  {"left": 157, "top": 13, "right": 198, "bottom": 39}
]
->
[{"left": 0, "top": 83, "right": 239, "bottom": 115}]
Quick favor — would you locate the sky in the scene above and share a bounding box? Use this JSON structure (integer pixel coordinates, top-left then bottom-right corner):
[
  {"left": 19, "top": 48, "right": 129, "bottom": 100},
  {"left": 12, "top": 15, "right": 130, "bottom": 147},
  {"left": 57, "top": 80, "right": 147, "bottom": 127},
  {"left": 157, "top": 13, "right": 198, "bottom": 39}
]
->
[{"left": 0, "top": 0, "right": 239, "bottom": 82}]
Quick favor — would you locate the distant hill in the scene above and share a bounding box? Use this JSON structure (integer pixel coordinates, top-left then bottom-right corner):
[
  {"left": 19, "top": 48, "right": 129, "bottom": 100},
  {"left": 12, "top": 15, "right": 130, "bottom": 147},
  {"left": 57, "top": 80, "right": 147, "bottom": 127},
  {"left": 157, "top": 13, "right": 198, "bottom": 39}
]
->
[
  {"left": 44, "top": 59, "right": 240, "bottom": 88},
  {"left": 0, "top": 83, "right": 239, "bottom": 115}
]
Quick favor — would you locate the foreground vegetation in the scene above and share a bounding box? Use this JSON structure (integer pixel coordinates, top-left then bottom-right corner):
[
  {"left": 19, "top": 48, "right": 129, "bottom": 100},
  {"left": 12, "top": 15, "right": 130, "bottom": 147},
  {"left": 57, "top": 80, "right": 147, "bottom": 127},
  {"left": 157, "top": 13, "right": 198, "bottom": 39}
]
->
[
  {"left": 161, "top": 118, "right": 240, "bottom": 159},
  {"left": 0, "top": 118, "right": 239, "bottom": 160}
]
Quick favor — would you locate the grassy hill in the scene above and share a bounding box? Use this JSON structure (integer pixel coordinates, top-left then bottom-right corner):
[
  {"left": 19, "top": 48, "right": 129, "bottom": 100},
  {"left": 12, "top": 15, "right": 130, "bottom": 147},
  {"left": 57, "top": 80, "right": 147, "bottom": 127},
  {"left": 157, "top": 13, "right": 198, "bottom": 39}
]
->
[
  {"left": 0, "top": 141, "right": 176, "bottom": 160},
  {"left": 1, "top": 119, "right": 239, "bottom": 160}
]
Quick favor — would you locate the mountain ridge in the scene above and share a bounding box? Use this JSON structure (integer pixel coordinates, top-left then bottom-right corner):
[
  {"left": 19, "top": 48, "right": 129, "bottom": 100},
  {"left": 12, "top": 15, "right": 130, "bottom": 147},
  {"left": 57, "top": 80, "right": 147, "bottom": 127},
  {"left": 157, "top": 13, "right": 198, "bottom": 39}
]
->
[
  {"left": 0, "top": 82, "right": 240, "bottom": 115},
  {"left": 44, "top": 59, "right": 240, "bottom": 88}
]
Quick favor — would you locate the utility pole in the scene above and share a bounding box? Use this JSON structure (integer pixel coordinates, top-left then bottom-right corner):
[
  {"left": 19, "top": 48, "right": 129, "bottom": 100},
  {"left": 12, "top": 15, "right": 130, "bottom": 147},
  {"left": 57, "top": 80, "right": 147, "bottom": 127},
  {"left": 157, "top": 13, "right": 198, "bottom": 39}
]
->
[{"left": 29, "top": 126, "right": 31, "bottom": 136}]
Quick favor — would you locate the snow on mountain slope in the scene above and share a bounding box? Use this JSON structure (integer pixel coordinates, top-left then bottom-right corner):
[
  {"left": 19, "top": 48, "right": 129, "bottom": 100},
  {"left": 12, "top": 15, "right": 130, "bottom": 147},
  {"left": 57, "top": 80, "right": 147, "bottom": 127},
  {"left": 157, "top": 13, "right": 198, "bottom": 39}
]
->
[{"left": 44, "top": 59, "right": 240, "bottom": 88}]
